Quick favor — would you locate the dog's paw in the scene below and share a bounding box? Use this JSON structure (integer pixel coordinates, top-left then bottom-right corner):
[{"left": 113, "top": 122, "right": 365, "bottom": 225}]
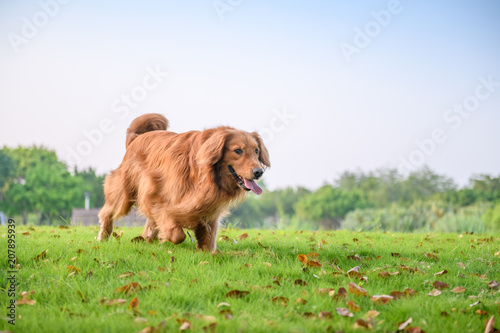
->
[{"left": 96, "top": 231, "right": 109, "bottom": 241}]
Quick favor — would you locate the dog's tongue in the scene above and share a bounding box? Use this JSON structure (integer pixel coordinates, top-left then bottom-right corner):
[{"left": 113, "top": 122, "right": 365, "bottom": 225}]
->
[{"left": 243, "top": 178, "right": 262, "bottom": 195}]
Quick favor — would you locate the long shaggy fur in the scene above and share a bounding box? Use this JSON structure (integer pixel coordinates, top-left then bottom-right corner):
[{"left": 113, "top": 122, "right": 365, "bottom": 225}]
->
[{"left": 97, "top": 113, "right": 270, "bottom": 251}]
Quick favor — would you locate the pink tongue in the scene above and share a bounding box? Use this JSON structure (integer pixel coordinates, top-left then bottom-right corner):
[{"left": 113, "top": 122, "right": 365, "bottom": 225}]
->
[{"left": 243, "top": 178, "right": 262, "bottom": 195}]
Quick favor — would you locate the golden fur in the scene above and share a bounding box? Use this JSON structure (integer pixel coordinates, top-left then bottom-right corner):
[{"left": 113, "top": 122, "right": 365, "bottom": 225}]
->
[{"left": 97, "top": 113, "right": 270, "bottom": 251}]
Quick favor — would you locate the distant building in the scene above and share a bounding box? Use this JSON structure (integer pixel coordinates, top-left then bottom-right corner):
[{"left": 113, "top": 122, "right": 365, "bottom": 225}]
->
[{"left": 71, "top": 207, "right": 147, "bottom": 227}]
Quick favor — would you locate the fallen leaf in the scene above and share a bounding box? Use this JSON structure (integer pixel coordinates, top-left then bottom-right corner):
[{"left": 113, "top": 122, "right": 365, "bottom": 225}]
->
[
  {"left": 347, "top": 300, "right": 361, "bottom": 312},
  {"left": 216, "top": 302, "right": 231, "bottom": 309},
  {"left": 485, "top": 315, "right": 495, "bottom": 333},
  {"left": 199, "top": 261, "right": 210, "bottom": 265},
  {"left": 428, "top": 289, "right": 442, "bottom": 296},
  {"left": 315, "top": 288, "right": 335, "bottom": 296},
  {"left": 371, "top": 295, "right": 393, "bottom": 304},
  {"left": 336, "top": 308, "right": 353, "bottom": 317},
  {"left": 424, "top": 253, "right": 438, "bottom": 260},
  {"left": 318, "top": 311, "right": 332, "bottom": 319},
  {"left": 476, "top": 309, "right": 489, "bottom": 315},
  {"left": 118, "top": 271, "right": 135, "bottom": 279},
  {"left": 101, "top": 298, "right": 127, "bottom": 306},
  {"left": 451, "top": 286, "right": 466, "bottom": 293},
  {"left": 131, "top": 236, "right": 144, "bottom": 243},
  {"left": 294, "top": 279, "right": 307, "bottom": 286},
  {"left": 364, "top": 310, "right": 380, "bottom": 319},
  {"left": 179, "top": 321, "right": 191, "bottom": 331},
  {"left": 333, "top": 287, "right": 347, "bottom": 301},
  {"left": 263, "top": 262, "right": 272, "bottom": 267},
  {"left": 391, "top": 253, "right": 401, "bottom": 257},
  {"left": 398, "top": 317, "right": 413, "bottom": 330},
  {"left": 349, "top": 282, "right": 368, "bottom": 297},
  {"left": 378, "top": 271, "right": 390, "bottom": 278},
  {"left": 16, "top": 291, "right": 36, "bottom": 305},
  {"left": 406, "top": 328, "right": 424, "bottom": 333},
  {"left": 238, "top": 233, "right": 249, "bottom": 240},
  {"left": 434, "top": 269, "right": 448, "bottom": 276},
  {"left": 433, "top": 281, "right": 449, "bottom": 290},
  {"left": 488, "top": 280, "right": 499, "bottom": 290},
  {"left": 114, "top": 282, "right": 142, "bottom": 295},
  {"left": 240, "top": 263, "right": 252, "bottom": 269},
  {"left": 271, "top": 296, "right": 289, "bottom": 307},
  {"left": 354, "top": 318, "right": 373, "bottom": 329},
  {"left": 33, "top": 249, "right": 48, "bottom": 261},
  {"left": 128, "top": 297, "right": 139, "bottom": 309},
  {"left": 225, "top": 290, "right": 249, "bottom": 298},
  {"left": 295, "top": 298, "right": 307, "bottom": 305}
]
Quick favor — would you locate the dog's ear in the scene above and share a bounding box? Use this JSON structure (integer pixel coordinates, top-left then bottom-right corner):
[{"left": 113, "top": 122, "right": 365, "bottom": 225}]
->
[
  {"left": 196, "top": 130, "right": 228, "bottom": 166},
  {"left": 252, "top": 132, "right": 271, "bottom": 168}
]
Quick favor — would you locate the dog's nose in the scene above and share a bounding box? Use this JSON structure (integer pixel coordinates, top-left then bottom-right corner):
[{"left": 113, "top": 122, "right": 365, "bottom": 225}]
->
[{"left": 252, "top": 167, "right": 264, "bottom": 179}]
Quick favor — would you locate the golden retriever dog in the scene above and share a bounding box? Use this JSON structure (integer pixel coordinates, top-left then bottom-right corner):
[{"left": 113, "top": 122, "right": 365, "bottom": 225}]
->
[{"left": 97, "top": 113, "right": 270, "bottom": 251}]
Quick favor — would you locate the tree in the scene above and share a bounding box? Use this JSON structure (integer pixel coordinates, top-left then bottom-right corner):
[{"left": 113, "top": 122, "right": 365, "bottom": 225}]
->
[
  {"left": 295, "top": 186, "right": 366, "bottom": 229},
  {"left": 1, "top": 146, "right": 82, "bottom": 224}
]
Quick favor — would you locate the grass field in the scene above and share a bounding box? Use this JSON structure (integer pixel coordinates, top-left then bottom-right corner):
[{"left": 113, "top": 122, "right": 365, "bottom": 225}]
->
[{"left": 1, "top": 224, "right": 499, "bottom": 333}]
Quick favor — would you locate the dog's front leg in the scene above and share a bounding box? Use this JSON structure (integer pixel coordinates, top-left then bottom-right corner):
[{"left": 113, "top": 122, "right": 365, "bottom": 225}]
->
[{"left": 195, "top": 220, "right": 219, "bottom": 251}]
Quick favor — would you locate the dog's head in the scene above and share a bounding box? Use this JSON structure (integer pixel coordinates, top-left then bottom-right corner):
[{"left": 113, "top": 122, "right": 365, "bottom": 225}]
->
[{"left": 196, "top": 128, "right": 270, "bottom": 195}]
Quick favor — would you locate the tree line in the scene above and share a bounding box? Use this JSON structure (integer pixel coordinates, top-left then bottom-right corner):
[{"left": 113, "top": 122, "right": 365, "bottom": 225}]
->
[{"left": 1, "top": 145, "right": 499, "bottom": 231}]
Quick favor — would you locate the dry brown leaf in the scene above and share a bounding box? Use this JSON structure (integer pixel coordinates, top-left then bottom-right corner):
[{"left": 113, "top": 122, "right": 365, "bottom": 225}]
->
[
  {"left": 128, "top": 296, "right": 139, "bottom": 309},
  {"left": 130, "top": 236, "right": 145, "bottom": 243},
  {"left": 354, "top": 318, "right": 373, "bottom": 329},
  {"left": 406, "top": 328, "right": 424, "bottom": 333},
  {"left": 398, "top": 317, "right": 413, "bottom": 330},
  {"left": 16, "top": 291, "right": 36, "bottom": 306},
  {"left": 216, "top": 302, "right": 231, "bottom": 309},
  {"left": 240, "top": 263, "right": 252, "bottom": 269},
  {"left": 118, "top": 271, "right": 135, "bottom": 279},
  {"left": 364, "top": 310, "right": 380, "bottom": 319},
  {"left": 371, "top": 295, "right": 393, "bottom": 304},
  {"left": 434, "top": 269, "right": 448, "bottom": 276},
  {"left": 179, "top": 321, "right": 191, "bottom": 331},
  {"left": 294, "top": 279, "right": 307, "bottom": 286},
  {"left": 295, "top": 298, "right": 307, "bottom": 305},
  {"left": 263, "top": 262, "right": 272, "bottom": 267},
  {"left": 451, "top": 286, "right": 466, "bottom": 293},
  {"left": 336, "top": 307, "right": 353, "bottom": 317},
  {"left": 113, "top": 282, "right": 142, "bottom": 295},
  {"left": 347, "top": 300, "right": 361, "bottom": 312},
  {"left": 238, "top": 233, "right": 249, "bottom": 240},
  {"left": 476, "top": 309, "right": 489, "bottom": 315},
  {"left": 424, "top": 252, "right": 438, "bottom": 260},
  {"left": 348, "top": 282, "right": 368, "bottom": 297},
  {"left": 428, "top": 289, "right": 442, "bottom": 296},
  {"left": 433, "top": 281, "right": 449, "bottom": 290},
  {"left": 378, "top": 271, "right": 390, "bottom": 278},
  {"left": 494, "top": 251, "right": 500, "bottom": 258},
  {"left": 225, "top": 290, "right": 249, "bottom": 298},
  {"left": 318, "top": 311, "right": 332, "bottom": 319},
  {"left": 333, "top": 287, "right": 347, "bottom": 301},
  {"left": 33, "top": 250, "right": 48, "bottom": 261},
  {"left": 485, "top": 315, "right": 495, "bottom": 333},
  {"left": 488, "top": 280, "right": 499, "bottom": 290},
  {"left": 315, "top": 288, "right": 335, "bottom": 296},
  {"left": 101, "top": 298, "right": 127, "bottom": 306},
  {"left": 271, "top": 296, "right": 289, "bottom": 307}
]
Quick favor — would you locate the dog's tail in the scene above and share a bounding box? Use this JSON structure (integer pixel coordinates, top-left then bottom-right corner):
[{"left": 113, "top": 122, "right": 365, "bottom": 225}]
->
[{"left": 126, "top": 113, "right": 169, "bottom": 148}]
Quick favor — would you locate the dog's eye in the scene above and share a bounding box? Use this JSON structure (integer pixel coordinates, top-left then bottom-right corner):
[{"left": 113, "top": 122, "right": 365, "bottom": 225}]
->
[
  {"left": 255, "top": 149, "right": 259, "bottom": 155},
  {"left": 234, "top": 149, "right": 243, "bottom": 155}
]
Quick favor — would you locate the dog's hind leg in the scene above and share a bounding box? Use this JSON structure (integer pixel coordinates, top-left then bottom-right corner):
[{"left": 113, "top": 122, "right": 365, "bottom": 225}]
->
[{"left": 97, "top": 172, "right": 133, "bottom": 241}]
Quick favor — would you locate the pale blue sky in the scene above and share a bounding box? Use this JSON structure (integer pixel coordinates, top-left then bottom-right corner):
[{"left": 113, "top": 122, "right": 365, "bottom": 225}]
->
[{"left": 1, "top": 1, "right": 499, "bottom": 189}]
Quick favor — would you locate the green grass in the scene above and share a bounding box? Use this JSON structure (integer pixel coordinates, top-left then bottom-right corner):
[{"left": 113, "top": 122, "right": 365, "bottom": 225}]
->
[{"left": 1, "top": 225, "right": 499, "bottom": 332}]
